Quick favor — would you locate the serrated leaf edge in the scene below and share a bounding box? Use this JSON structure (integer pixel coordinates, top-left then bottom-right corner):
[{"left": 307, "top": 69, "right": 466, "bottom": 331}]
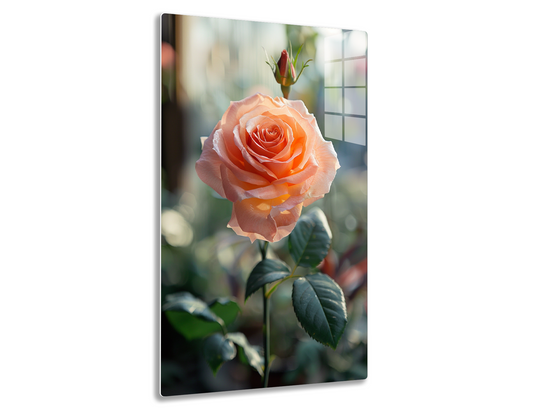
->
[
  {"left": 291, "top": 274, "right": 347, "bottom": 349},
  {"left": 289, "top": 208, "right": 332, "bottom": 268}
]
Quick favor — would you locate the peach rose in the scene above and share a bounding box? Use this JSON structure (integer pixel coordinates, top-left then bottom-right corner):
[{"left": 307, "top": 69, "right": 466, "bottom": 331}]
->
[{"left": 195, "top": 93, "right": 340, "bottom": 243}]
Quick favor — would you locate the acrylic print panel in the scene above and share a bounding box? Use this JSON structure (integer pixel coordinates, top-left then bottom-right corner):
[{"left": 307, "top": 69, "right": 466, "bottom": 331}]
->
[{"left": 160, "top": 13, "right": 367, "bottom": 396}]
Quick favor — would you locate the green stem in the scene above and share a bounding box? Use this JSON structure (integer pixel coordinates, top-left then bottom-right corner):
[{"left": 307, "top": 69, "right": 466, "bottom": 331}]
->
[
  {"left": 265, "top": 274, "right": 303, "bottom": 299},
  {"left": 262, "top": 284, "right": 270, "bottom": 387},
  {"left": 259, "top": 241, "right": 269, "bottom": 260},
  {"left": 265, "top": 264, "right": 299, "bottom": 298},
  {"left": 281, "top": 85, "right": 290, "bottom": 99},
  {"left": 259, "top": 241, "right": 271, "bottom": 387}
]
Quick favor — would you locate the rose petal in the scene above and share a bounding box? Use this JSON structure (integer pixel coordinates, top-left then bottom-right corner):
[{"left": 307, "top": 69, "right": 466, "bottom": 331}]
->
[
  {"left": 220, "top": 94, "right": 266, "bottom": 143},
  {"left": 262, "top": 145, "right": 303, "bottom": 178},
  {"left": 227, "top": 207, "right": 268, "bottom": 243},
  {"left": 227, "top": 201, "right": 303, "bottom": 243},
  {"left": 248, "top": 133, "right": 276, "bottom": 158},
  {"left": 233, "top": 126, "right": 278, "bottom": 180},
  {"left": 271, "top": 193, "right": 306, "bottom": 212},
  {"left": 195, "top": 129, "right": 226, "bottom": 198},
  {"left": 272, "top": 203, "right": 302, "bottom": 227},
  {"left": 220, "top": 164, "right": 251, "bottom": 202},
  {"left": 233, "top": 198, "right": 277, "bottom": 242},
  {"left": 244, "top": 116, "right": 293, "bottom": 160},
  {"left": 302, "top": 195, "right": 324, "bottom": 207},
  {"left": 212, "top": 129, "right": 271, "bottom": 185},
  {"left": 304, "top": 139, "right": 341, "bottom": 199},
  {"left": 273, "top": 154, "right": 319, "bottom": 186},
  {"left": 220, "top": 164, "right": 312, "bottom": 205},
  {"left": 271, "top": 203, "right": 303, "bottom": 241},
  {"left": 283, "top": 99, "right": 312, "bottom": 118},
  {"left": 246, "top": 178, "right": 311, "bottom": 200},
  {"left": 261, "top": 106, "right": 318, "bottom": 170}
]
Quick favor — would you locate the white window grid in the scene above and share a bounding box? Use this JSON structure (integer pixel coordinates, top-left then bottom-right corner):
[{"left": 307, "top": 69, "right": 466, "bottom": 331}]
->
[{"left": 324, "top": 30, "right": 367, "bottom": 145}]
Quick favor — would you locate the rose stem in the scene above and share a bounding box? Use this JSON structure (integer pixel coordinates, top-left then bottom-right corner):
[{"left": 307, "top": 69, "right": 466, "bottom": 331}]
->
[
  {"left": 259, "top": 240, "right": 270, "bottom": 388},
  {"left": 281, "top": 85, "right": 290, "bottom": 99}
]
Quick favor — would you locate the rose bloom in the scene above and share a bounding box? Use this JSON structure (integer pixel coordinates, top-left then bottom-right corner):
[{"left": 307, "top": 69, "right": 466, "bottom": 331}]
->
[{"left": 195, "top": 93, "right": 340, "bottom": 243}]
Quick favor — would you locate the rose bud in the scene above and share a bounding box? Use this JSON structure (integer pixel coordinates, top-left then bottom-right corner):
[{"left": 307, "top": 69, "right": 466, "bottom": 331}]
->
[
  {"left": 265, "top": 44, "right": 312, "bottom": 99},
  {"left": 275, "top": 50, "right": 296, "bottom": 87}
]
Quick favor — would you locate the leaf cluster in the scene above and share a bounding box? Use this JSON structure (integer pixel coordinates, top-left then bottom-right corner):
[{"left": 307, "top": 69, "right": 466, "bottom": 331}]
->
[
  {"left": 163, "top": 292, "right": 263, "bottom": 375},
  {"left": 245, "top": 208, "right": 348, "bottom": 349}
]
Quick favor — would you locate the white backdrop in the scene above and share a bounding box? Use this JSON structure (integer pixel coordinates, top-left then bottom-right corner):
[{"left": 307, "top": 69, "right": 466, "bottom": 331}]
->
[{"left": 1, "top": 1, "right": 533, "bottom": 409}]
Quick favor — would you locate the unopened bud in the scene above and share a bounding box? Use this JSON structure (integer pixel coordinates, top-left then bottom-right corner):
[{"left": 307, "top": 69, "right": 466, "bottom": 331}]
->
[
  {"left": 276, "top": 50, "right": 296, "bottom": 86},
  {"left": 265, "top": 44, "right": 312, "bottom": 99}
]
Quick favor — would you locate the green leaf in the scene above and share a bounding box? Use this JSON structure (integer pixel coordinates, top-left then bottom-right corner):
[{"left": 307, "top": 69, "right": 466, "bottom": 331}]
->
[
  {"left": 295, "top": 59, "right": 313, "bottom": 83},
  {"left": 293, "top": 43, "right": 304, "bottom": 68},
  {"left": 288, "top": 208, "right": 332, "bottom": 268},
  {"left": 226, "top": 332, "right": 264, "bottom": 376},
  {"left": 245, "top": 259, "right": 291, "bottom": 300},
  {"left": 209, "top": 298, "right": 241, "bottom": 327},
  {"left": 203, "top": 334, "right": 237, "bottom": 375},
  {"left": 263, "top": 47, "right": 275, "bottom": 71},
  {"left": 292, "top": 273, "right": 347, "bottom": 349},
  {"left": 163, "top": 292, "right": 225, "bottom": 340}
]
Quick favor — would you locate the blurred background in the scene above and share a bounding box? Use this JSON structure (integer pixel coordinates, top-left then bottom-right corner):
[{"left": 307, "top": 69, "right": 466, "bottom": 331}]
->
[{"left": 161, "top": 13, "right": 367, "bottom": 396}]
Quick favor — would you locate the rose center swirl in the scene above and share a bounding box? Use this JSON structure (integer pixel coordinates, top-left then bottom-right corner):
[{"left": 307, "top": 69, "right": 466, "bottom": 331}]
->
[
  {"left": 247, "top": 123, "right": 287, "bottom": 158},
  {"left": 261, "top": 125, "right": 281, "bottom": 142}
]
